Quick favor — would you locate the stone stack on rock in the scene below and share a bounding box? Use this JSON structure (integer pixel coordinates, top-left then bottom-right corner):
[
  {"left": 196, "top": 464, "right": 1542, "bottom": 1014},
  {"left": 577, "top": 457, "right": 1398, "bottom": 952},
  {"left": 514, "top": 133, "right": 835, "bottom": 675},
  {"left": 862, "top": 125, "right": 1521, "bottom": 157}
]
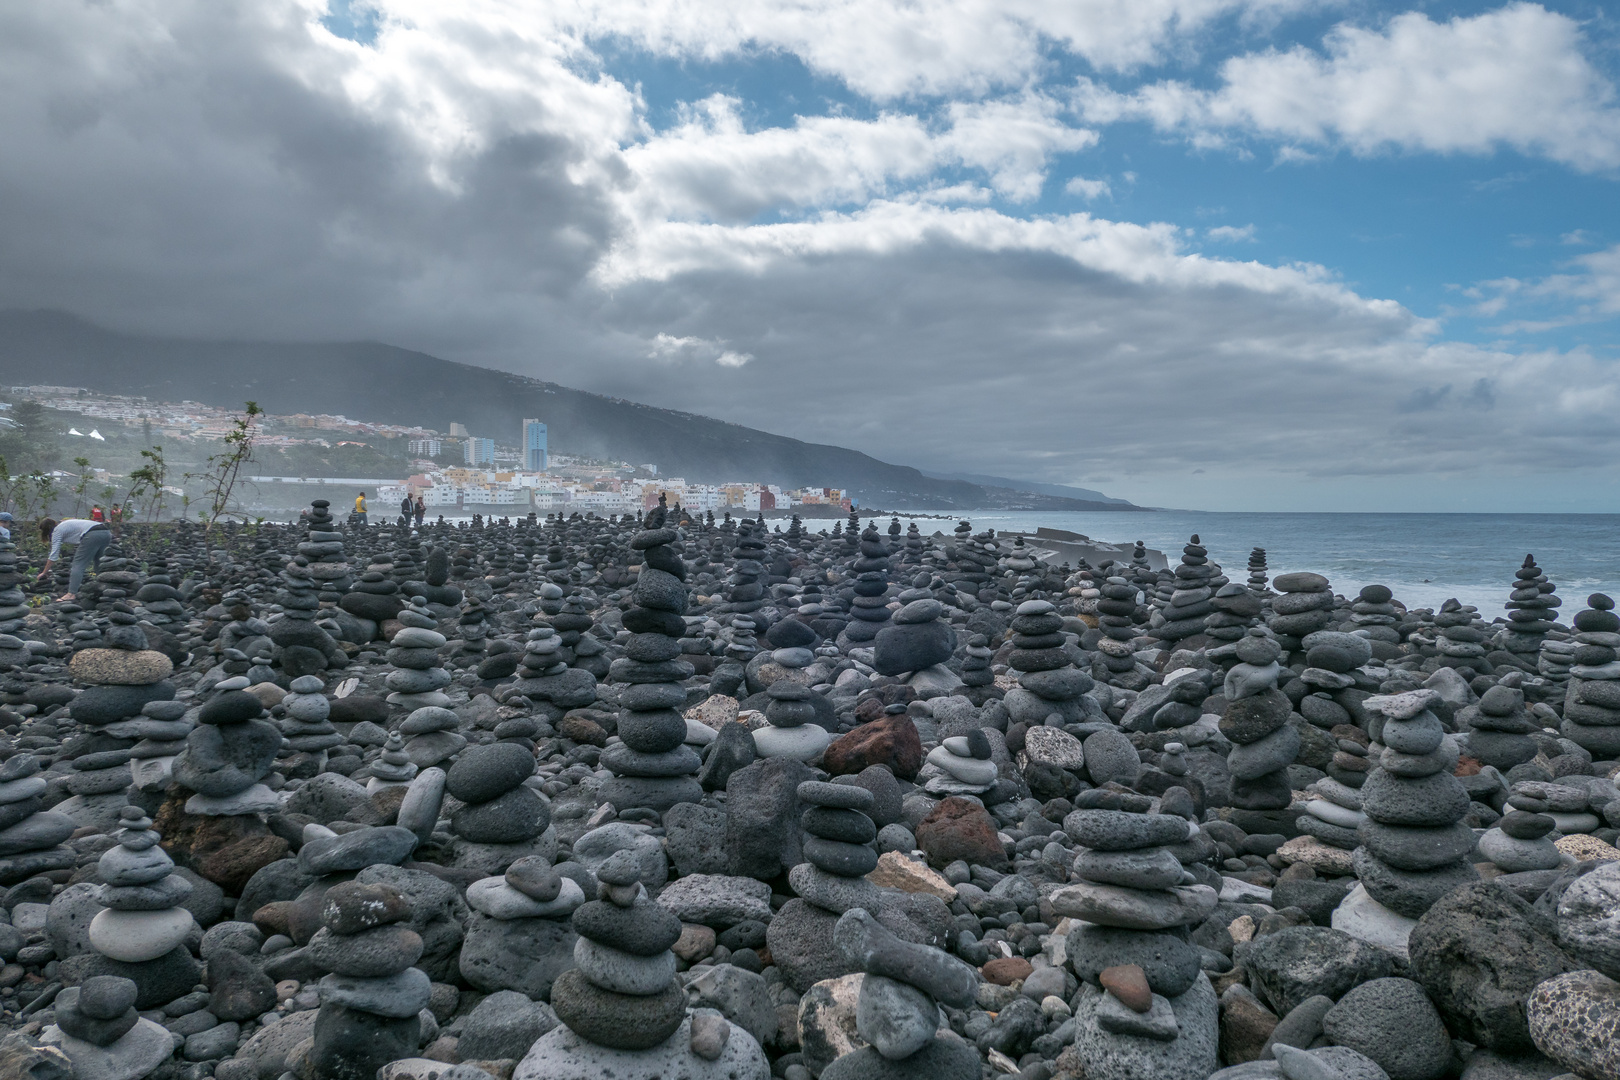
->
[
  {"left": 919, "top": 728, "right": 997, "bottom": 796},
  {"left": 446, "top": 740, "right": 553, "bottom": 875},
  {"left": 0, "top": 753, "right": 77, "bottom": 884},
  {"left": 1003, "top": 598, "right": 1091, "bottom": 726},
  {"left": 63, "top": 623, "right": 177, "bottom": 829},
  {"left": 173, "top": 687, "right": 281, "bottom": 819},
  {"left": 1477, "top": 806, "right": 1563, "bottom": 874},
  {"left": 384, "top": 598, "right": 452, "bottom": 710},
  {"left": 521, "top": 850, "right": 769, "bottom": 1078},
  {"left": 602, "top": 503, "right": 702, "bottom": 811},
  {"left": 1346, "top": 584, "right": 1401, "bottom": 659},
  {"left": 1095, "top": 575, "right": 1143, "bottom": 647},
  {"left": 1267, "top": 571, "right": 1335, "bottom": 661},
  {"left": 0, "top": 534, "right": 32, "bottom": 633},
  {"left": 81, "top": 806, "right": 201, "bottom": 1007},
  {"left": 366, "top": 731, "right": 419, "bottom": 792},
  {"left": 302, "top": 499, "right": 354, "bottom": 598},
  {"left": 42, "top": 975, "right": 172, "bottom": 1080},
  {"left": 1459, "top": 679, "right": 1540, "bottom": 770},
  {"left": 342, "top": 554, "right": 405, "bottom": 630},
  {"left": 958, "top": 634, "right": 997, "bottom": 704},
  {"left": 1350, "top": 689, "right": 1476, "bottom": 923},
  {"left": 268, "top": 555, "right": 341, "bottom": 679},
  {"left": 820, "top": 907, "right": 981, "bottom": 1080},
  {"left": 1151, "top": 536, "right": 1217, "bottom": 645},
  {"left": 459, "top": 853, "right": 586, "bottom": 998},
  {"left": 727, "top": 521, "right": 768, "bottom": 615},
  {"left": 1245, "top": 548, "right": 1269, "bottom": 597},
  {"left": 874, "top": 594, "right": 954, "bottom": 680},
  {"left": 277, "top": 673, "right": 342, "bottom": 772},
  {"left": 841, "top": 524, "right": 892, "bottom": 646},
  {"left": 1221, "top": 628, "right": 1295, "bottom": 817},
  {"left": 1206, "top": 581, "right": 1262, "bottom": 647},
  {"left": 309, "top": 879, "right": 432, "bottom": 1080},
  {"left": 1562, "top": 592, "right": 1620, "bottom": 761},
  {"left": 1054, "top": 799, "right": 1219, "bottom": 1080},
  {"left": 753, "top": 682, "right": 831, "bottom": 762},
  {"left": 1498, "top": 554, "right": 1561, "bottom": 666},
  {"left": 1432, "top": 599, "right": 1490, "bottom": 678}
]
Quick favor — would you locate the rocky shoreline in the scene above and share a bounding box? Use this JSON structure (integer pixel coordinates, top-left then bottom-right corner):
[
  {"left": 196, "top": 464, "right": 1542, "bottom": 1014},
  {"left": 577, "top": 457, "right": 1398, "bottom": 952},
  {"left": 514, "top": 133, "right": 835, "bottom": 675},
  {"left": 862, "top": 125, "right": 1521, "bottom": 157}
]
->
[{"left": 0, "top": 507, "right": 1611, "bottom": 1080}]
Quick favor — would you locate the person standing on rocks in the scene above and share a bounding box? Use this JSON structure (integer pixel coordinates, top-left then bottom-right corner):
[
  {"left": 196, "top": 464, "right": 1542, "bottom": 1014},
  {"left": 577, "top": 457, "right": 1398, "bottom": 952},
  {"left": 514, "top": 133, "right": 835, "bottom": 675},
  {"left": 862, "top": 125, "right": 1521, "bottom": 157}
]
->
[
  {"left": 413, "top": 494, "right": 426, "bottom": 527},
  {"left": 34, "top": 516, "right": 112, "bottom": 599},
  {"left": 353, "top": 491, "right": 369, "bottom": 525},
  {"left": 399, "top": 492, "right": 413, "bottom": 526}
]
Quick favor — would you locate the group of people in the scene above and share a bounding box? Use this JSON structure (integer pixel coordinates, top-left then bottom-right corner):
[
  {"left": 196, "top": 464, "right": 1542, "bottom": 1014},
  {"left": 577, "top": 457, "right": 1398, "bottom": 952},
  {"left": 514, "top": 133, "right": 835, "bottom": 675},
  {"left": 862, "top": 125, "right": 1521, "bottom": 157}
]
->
[{"left": 348, "top": 490, "right": 426, "bottom": 527}]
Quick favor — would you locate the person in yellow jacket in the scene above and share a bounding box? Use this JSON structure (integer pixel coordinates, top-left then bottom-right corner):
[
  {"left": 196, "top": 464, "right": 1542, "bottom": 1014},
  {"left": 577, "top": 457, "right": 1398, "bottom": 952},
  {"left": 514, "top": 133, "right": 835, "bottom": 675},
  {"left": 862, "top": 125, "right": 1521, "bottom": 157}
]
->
[{"left": 353, "top": 491, "right": 368, "bottom": 525}]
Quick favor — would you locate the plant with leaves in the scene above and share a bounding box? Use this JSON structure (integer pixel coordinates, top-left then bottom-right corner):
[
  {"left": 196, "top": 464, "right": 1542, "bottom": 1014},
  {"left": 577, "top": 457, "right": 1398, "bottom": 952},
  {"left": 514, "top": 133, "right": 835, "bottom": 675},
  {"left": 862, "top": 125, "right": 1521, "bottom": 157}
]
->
[
  {"left": 186, "top": 403, "right": 262, "bottom": 533},
  {"left": 124, "top": 446, "right": 170, "bottom": 522}
]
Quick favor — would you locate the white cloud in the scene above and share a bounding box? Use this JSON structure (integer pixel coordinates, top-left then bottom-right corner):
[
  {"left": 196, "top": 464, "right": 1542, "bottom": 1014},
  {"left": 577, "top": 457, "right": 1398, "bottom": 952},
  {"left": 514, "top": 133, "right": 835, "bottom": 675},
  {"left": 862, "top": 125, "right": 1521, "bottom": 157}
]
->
[
  {"left": 1207, "top": 224, "right": 1256, "bottom": 242},
  {"left": 1470, "top": 244, "right": 1620, "bottom": 332},
  {"left": 1065, "top": 176, "right": 1111, "bottom": 200},
  {"left": 647, "top": 332, "right": 753, "bottom": 366},
  {"left": 1076, "top": 4, "right": 1620, "bottom": 171}
]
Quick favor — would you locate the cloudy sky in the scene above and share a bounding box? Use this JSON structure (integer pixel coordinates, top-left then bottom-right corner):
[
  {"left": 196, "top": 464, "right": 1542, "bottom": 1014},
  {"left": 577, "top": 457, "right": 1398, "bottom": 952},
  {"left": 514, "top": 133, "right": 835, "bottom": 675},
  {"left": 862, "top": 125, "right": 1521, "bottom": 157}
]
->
[{"left": 2, "top": 0, "right": 1618, "bottom": 512}]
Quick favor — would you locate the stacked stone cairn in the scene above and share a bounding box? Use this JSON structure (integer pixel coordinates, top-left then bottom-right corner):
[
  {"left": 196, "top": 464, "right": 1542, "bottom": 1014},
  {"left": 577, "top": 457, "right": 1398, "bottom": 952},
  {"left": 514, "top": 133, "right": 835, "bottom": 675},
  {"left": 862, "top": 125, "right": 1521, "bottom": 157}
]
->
[
  {"left": 959, "top": 633, "right": 996, "bottom": 703},
  {"left": 366, "top": 730, "right": 419, "bottom": 792},
  {"left": 1003, "top": 598, "right": 1091, "bottom": 726},
  {"left": 1562, "top": 592, "right": 1620, "bottom": 761},
  {"left": 1499, "top": 554, "right": 1561, "bottom": 667},
  {"left": 1053, "top": 798, "right": 1219, "bottom": 1080},
  {"left": 754, "top": 682, "right": 831, "bottom": 762},
  {"left": 1350, "top": 689, "right": 1477, "bottom": 922},
  {"left": 841, "top": 524, "right": 891, "bottom": 646},
  {"left": 728, "top": 521, "right": 768, "bottom": 614},
  {"left": 277, "top": 674, "right": 342, "bottom": 771},
  {"left": 919, "top": 728, "right": 997, "bottom": 796},
  {"left": 820, "top": 907, "right": 981, "bottom": 1080},
  {"left": 460, "top": 853, "right": 585, "bottom": 997},
  {"left": 1432, "top": 598, "right": 1491, "bottom": 678},
  {"left": 1266, "top": 571, "right": 1334, "bottom": 662},
  {"left": 0, "top": 533, "right": 30, "bottom": 632},
  {"left": 446, "top": 741, "right": 553, "bottom": 875},
  {"left": 83, "top": 806, "right": 201, "bottom": 1007},
  {"left": 1152, "top": 536, "right": 1216, "bottom": 645},
  {"left": 523, "top": 849, "right": 769, "bottom": 1077},
  {"left": 309, "top": 880, "right": 432, "bottom": 1080},
  {"left": 63, "top": 622, "right": 176, "bottom": 829},
  {"left": 1222, "top": 628, "right": 1296, "bottom": 817},
  {"left": 1245, "top": 547, "right": 1269, "bottom": 597},
  {"left": 42, "top": 975, "right": 171, "bottom": 1080},
  {"left": 302, "top": 498, "right": 354, "bottom": 595},
  {"left": 384, "top": 598, "right": 453, "bottom": 710},
  {"left": 602, "top": 502, "right": 702, "bottom": 810},
  {"left": 267, "top": 555, "right": 340, "bottom": 679},
  {"left": 1459, "top": 678, "right": 1540, "bottom": 770},
  {"left": 173, "top": 688, "right": 281, "bottom": 818},
  {"left": 0, "top": 753, "right": 76, "bottom": 885}
]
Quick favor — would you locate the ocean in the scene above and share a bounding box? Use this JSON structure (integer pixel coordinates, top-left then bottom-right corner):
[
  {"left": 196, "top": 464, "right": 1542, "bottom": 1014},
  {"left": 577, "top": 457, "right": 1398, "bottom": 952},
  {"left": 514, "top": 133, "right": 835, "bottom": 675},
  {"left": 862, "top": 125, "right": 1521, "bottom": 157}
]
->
[{"left": 848, "top": 511, "right": 1620, "bottom": 618}]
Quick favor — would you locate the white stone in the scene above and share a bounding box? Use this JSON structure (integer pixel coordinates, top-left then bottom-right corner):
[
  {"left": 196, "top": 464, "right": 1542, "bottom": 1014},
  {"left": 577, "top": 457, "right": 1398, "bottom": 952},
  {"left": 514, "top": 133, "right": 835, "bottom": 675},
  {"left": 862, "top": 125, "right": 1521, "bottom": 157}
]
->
[
  {"left": 465, "top": 876, "right": 584, "bottom": 920},
  {"left": 753, "top": 724, "right": 830, "bottom": 761},
  {"left": 42, "top": 1019, "right": 174, "bottom": 1080},
  {"left": 1304, "top": 799, "right": 1366, "bottom": 829},
  {"left": 925, "top": 746, "right": 997, "bottom": 786},
  {"left": 1331, "top": 883, "right": 1417, "bottom": 959},
  {"left": 685, "top": 717, "right": 717, "bottom": 746},
  {"left": 89, "top": 906, "right": 195, "bottom": 962}
]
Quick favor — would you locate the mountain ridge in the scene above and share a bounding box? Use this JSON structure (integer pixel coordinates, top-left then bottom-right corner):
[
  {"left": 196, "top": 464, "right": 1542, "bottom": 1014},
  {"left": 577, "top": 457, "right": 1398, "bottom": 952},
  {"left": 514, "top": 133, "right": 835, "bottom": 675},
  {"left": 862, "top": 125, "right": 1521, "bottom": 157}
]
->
[{"left": 0, "top": 310, "right": 1142, "bottom": 513}]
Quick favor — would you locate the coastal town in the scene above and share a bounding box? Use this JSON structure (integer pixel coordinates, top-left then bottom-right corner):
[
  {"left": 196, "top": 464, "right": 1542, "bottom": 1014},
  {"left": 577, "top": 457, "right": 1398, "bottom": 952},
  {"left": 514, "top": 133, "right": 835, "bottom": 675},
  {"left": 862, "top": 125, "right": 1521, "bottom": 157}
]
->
[{"left": 6, "top": 386, "right": 853, "bottom": 517}]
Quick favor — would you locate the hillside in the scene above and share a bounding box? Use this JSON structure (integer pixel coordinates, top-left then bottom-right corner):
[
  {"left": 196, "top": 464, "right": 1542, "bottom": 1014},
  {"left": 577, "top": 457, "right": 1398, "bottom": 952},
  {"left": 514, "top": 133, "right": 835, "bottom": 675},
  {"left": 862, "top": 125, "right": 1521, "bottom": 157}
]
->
[{"left": 0, "top": 311, "right": 1141, "bottom": 512}]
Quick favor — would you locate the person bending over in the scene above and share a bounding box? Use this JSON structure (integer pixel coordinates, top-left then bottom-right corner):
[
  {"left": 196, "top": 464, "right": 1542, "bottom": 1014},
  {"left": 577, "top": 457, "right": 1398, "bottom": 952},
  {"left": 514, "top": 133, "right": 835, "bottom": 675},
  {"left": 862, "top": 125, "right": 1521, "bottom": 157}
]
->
[{"left": 35, "top": 517, "right": 112, "bottom": 600}]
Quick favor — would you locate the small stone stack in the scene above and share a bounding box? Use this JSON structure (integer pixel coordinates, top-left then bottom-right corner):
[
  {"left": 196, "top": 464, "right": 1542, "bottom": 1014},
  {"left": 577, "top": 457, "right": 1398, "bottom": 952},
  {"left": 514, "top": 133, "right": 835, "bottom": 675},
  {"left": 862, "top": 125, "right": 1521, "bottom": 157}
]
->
[
  {"left": 1267, "top": 571, "right": 1335, "bottom": 660},
  {"left": 460, "top": 854, "right": 586, "bottom": 998},
  {"left": 1499, "top": 554, "right": 1561, "bottom": 663},
  {"left": 85, "top": 806, "right": 200, "bottom": 1003},
  {"left": 0, "top": 534, "right": 30, "bottom": 632},
  {"left": 1478, "top": 805, "right": 1562, "bottom": 873},
  {"left": 727, "top": 521, "right": 767, "bottom": 614},
  {"left": 1432, "top": 599, "right": 1490, "bottom": 678},
  {"left": 446, "top": 741, "right": 554, "bottom": 875},
  {"left": 602, "top": 504, "right": 702, "bottom": 811},
  {"left": 341, "top": 555, "right": 406, "bottom": 630},
  {"left": 1152, "top": 536, "right": 1216, "bottom": 644},
  {"left": 384, "top": 598, "right": 452, "bottom": 710},
  {"left": 302, "top": 499, "right": 354, "bottom": 597},
  {"left": 842, "top": 523, "right": 892, "bottom": 645},
  {"left": 277, "top": 674, "right": 342, "bottom": 770},
  {"left": 821, "top": 907, "right": 981, "bottom": 1080},
  {"left": 1095, "top": 575, "right": 1142, "bottom": 647},
  {"left": 1222, "top": 628, "right": 1295, "bottom": 814},
  {"left": 269, "top": 556, "right": 339, "bottom": 679},
  {"left": 366, "top": 731, "right": 419, "bottom": 792},
  {"left": 310, "top": 880, "right": 432, "bottom": 1080},
  {"left": 63, "top": 624, "right": 176, "bottom": 829},
  {"left": 1206, "top": 581, "right": 1262, "bottom": 646},
  {"left": 1459, "top": 680, "right": 1540, "bottom": 770},
  {"left": 1245, "top": 548, "right": 1269, "bottom": 597},
  {"left": 1347, "top": 584, "right": 1401, "bottom": 657},
  {"left": 525, "top": 849, "right": 771, "bottom": 1074},
  {"left": 787, "top": 780, "right": 881, "bottom": 920},
  {"left": 1054, "top": 799, "right": 1219, "bottom": 1080},
  {"left": 43, "top": 975, "right": 171, "bottom": 1080},
  {"left": 0, "top": 754, "right": 76, "bottom": 885},
  {"left": 919, "top": 729, "right": 997, "bottom": 796},
  {"left": 1353, "top": 689, "right": 1477, "bottom": 919},
  {"left": 173, "top": 688, "right": 281, "bottom": 817},
  {"left": 1003, "top": 598, "right": 1091, "bottom": 725},
  {"left": 1562, "top": 593, "right": 1620, "bottom": 760},
  {"left": 958, "top": 633, "right": 996, "bottom": 703},
  {"left": 753, "top": 682, "right": 831, "bottom": 761},
  {"left": 874, "top": 593, "right": 954, "bottom": 680}
]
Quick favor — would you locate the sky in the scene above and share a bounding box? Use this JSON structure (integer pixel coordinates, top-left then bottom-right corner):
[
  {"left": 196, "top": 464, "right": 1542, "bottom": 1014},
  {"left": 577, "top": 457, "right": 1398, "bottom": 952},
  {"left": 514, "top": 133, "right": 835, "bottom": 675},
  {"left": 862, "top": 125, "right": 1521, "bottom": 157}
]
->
[{"left": 1, "top": 1, "right": 1618, "bottom": 512}]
